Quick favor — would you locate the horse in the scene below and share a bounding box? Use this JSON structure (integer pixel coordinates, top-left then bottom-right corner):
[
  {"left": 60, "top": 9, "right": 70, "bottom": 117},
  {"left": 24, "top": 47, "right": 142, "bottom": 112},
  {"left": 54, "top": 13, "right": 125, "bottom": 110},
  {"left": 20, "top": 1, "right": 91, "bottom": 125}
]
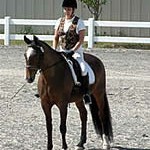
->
[{"left": 24, "top": 35, "right": 113, "bottom": 150}]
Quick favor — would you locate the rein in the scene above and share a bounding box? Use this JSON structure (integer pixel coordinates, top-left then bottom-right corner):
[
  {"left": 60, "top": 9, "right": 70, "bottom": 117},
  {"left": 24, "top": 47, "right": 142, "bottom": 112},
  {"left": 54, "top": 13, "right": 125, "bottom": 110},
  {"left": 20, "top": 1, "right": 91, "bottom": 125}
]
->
[
  {"left": 25, "top": 58, "right": 64, "bottom": 72},
  {"left": 40, "top": 59, "right": 64, "bottom": 72}
]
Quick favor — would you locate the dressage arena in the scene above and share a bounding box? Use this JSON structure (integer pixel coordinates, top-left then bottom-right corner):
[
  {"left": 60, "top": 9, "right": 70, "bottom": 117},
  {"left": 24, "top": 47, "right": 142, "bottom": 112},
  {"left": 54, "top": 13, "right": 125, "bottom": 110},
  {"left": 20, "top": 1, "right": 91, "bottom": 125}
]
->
[{"left": 0, "top": 46, "right": 149, "bottom": 150}]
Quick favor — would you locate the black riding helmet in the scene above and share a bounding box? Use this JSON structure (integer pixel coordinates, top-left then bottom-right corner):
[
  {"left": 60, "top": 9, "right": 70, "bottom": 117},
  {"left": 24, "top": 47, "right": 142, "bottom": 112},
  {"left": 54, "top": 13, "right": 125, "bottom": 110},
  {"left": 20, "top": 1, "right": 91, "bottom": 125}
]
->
[{"left": 62, "top": 0, "right": 77, "bottom": 9}]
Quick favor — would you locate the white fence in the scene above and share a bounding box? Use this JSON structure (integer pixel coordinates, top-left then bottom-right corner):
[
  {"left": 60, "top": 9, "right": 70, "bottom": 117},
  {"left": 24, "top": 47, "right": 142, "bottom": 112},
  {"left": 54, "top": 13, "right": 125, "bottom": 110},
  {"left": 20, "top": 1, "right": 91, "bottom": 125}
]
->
[{"left": 1, "top": 16, "right": 150, "bottom": 48}]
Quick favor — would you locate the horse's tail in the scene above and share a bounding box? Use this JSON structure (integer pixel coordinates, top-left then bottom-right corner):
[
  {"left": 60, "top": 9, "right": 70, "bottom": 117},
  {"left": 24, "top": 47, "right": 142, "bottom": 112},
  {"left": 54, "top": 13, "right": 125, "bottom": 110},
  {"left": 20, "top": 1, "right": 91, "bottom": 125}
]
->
[{"left": 89, "top": 93, "right": 113, "bottom": 141}]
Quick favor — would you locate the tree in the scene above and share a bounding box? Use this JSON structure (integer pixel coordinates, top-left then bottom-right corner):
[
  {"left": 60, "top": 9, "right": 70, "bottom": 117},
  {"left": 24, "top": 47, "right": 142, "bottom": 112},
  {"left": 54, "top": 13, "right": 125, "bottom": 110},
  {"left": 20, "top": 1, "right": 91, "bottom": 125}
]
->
[
  {"left": 79, "top": 0, "right": 108, "bottom": 35},
  {"left": 79, "top": 0, "right": 107, "bottom": 20}
]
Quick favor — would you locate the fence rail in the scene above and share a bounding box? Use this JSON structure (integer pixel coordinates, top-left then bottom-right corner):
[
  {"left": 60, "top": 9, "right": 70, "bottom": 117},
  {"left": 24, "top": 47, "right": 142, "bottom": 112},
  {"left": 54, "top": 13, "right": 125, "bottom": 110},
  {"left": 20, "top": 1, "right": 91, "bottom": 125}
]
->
[{"left": 1, "top": 16, "right": 150, "bottom": 48}]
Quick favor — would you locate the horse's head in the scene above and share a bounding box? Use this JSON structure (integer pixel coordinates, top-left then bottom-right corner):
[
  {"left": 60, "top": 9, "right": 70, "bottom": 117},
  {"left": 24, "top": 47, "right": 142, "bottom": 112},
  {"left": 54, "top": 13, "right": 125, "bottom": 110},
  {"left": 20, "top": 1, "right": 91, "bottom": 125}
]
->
[{"left": 24, "top": 35, "right": 44, "bottom": 83}]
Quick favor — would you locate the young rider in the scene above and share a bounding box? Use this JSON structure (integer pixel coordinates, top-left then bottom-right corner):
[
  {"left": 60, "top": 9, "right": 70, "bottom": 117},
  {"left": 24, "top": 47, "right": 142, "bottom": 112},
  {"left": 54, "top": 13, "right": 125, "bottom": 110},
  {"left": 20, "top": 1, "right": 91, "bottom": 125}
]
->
[{"left": 53, "top": 0, "right": 91, "bottom": 104}]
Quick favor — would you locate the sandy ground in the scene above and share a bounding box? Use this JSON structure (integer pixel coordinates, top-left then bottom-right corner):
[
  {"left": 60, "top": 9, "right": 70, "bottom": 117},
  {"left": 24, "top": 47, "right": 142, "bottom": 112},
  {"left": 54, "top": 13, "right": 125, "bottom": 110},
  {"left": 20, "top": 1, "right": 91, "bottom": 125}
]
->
[{"left": 0, "top": 46, "right": 150, "bottom": 150}]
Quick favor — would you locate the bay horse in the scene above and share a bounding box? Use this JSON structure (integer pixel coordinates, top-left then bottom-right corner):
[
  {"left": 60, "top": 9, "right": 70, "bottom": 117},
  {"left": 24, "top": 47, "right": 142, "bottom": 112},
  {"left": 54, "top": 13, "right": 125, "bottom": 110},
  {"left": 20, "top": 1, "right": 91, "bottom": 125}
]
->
[{"left": 24, "top": 35, "right": 113, "bottom": 150}]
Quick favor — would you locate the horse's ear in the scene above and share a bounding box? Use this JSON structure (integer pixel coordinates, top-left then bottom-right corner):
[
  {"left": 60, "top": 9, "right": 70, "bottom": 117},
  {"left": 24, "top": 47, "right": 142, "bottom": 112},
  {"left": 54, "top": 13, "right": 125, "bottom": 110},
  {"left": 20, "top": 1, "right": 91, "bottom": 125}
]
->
[
  {"left": 24, "top": 35, "right": 32, "bottom": 45},
  {"left": 33, "top": 35, "right": 42, "bottom": 47},
  {"left": 33, "top": 35, "right": 39, "bottom": 44}
]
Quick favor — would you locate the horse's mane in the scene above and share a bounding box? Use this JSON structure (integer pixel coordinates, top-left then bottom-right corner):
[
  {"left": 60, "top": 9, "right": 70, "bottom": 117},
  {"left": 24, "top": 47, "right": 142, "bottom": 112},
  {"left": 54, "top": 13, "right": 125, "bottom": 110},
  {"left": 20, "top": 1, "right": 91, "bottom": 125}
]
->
[
  {"left": 38, "top": 40, "right": 63, "bottom": 58},
  {"left": 37, "top": 40, "right": 69, "bottom": 66},
  {"left": 39, "top": 40, "right": 52, "bottom": 50}
]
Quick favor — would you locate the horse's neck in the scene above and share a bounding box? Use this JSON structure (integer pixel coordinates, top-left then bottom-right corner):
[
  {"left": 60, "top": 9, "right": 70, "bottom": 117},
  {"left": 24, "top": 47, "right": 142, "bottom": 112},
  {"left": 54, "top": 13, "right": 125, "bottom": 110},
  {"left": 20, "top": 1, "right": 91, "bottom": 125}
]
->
[
  {"left": 41, "top": 42, "right": 64, "bottom": 70},
  {"left": 39, "top": 42, "right": 73, "bottom": 91}
]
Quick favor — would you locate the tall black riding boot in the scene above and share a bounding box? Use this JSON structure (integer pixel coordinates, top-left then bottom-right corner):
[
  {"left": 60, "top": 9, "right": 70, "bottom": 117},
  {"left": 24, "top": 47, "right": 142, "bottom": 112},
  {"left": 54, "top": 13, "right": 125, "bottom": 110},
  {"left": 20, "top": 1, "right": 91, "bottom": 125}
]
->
[{"left": 82, "top": 74, "right": 92, "bottom": 104}]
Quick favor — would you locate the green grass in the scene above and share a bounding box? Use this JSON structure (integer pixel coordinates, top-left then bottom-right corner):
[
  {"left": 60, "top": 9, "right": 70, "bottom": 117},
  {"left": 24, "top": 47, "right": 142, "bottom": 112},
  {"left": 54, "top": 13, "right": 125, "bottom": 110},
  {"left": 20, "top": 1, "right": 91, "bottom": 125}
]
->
[
  {"left": 10, "top": 40, "right": 25, "bottom": 46},
  {"left": 0, "top": 40, "right": 53, "bottom": 46},
  {"left": 92, "top": 42, "right": 150, "bottom": 50},
  {"left": 0, "top": 40, "right": 4, "bottom": 45},
  {"left": 1, "top": 40, "right": 150, "bottom": 50}
]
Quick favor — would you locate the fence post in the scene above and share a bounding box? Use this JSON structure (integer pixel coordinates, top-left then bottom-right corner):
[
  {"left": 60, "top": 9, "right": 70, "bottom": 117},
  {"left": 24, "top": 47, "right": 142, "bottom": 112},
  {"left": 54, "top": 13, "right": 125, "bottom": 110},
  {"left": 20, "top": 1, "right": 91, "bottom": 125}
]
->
[
  {"left": 87, "top": 18, "right": 94, "bottom": 49},
  {"left": 4, "top": 16, "right": 10, "bottom": 46}
]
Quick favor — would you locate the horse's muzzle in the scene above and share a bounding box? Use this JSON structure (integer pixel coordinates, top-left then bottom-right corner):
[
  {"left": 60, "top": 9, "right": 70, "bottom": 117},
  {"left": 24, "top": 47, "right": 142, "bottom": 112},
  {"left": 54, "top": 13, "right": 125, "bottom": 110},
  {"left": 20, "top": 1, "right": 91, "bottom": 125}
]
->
[
  {"left": 25, "top": 68, "right": 37, "bottom": 83},
  {"left": 26, "top": 77, "right": 34, "bottom": 83}
]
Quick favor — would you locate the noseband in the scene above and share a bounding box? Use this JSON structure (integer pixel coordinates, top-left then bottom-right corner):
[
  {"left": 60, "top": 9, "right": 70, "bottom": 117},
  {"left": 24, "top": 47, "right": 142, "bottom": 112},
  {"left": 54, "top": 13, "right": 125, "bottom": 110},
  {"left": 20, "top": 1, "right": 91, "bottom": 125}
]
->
[{"left": 26, "top": 65, "right": 40, "bottom": 70}]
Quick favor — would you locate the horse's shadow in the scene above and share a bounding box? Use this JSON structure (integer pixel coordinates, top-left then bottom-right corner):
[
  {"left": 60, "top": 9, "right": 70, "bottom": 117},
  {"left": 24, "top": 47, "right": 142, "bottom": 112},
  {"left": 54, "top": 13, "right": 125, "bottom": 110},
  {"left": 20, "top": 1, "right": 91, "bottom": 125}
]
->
[{"left": 88, "top": 146, "right": 150, "bottom": 150}]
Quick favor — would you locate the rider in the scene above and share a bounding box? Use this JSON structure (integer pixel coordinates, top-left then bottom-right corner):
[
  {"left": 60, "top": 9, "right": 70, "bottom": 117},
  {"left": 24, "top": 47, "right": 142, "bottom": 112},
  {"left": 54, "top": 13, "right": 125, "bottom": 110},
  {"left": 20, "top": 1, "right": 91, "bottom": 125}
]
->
[{"left": 53, "top": 0, "right": 91, "bottom": 104}]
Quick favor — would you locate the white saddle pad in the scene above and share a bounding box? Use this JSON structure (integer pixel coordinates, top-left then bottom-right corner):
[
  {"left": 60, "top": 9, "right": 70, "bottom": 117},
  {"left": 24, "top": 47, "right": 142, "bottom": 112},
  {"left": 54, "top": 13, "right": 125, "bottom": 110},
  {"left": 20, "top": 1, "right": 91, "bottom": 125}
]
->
[
  {"left": 85, "top": 62, "right": 95, "bottom": 85},
  {"left": 66, "top": 58, "right": 95, "bottom": 85}
]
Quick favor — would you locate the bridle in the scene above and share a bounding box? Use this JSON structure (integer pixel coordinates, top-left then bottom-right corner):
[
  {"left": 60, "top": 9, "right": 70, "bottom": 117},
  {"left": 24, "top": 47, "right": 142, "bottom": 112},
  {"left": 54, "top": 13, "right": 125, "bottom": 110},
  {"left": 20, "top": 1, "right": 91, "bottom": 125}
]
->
[
  {"left": 25, "top": 45, "right": 64, "bottom": 72},
  {"left": 25, "top": 45, "right": 44, "bottom": 71},
  {"left": 26, "top": 65, "right": 40, "bottom": 70}
]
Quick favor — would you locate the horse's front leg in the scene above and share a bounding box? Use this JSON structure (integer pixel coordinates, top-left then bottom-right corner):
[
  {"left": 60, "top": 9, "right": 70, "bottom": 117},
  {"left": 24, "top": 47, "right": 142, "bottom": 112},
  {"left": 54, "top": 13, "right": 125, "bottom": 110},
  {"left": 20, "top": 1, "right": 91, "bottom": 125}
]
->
[
  {"left": 41, "top": 100, "right": 53, "bottom": 150},
  {"left": 75, "top": 100, "right": 87, "bottom": 149},
  {"left": 59, "top": 105, "right": 68, "bottom": 150}
]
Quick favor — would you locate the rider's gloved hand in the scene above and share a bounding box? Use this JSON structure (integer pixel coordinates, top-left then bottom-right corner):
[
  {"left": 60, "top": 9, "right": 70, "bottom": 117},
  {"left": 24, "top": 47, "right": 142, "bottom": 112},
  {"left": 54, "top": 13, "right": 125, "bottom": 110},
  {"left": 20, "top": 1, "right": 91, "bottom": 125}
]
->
[
  {"left": 66, "top": 50, "right": 74, "bottom": 58},
  {"left": 60, "top": 50, "right": 74, "bottom": 58}
]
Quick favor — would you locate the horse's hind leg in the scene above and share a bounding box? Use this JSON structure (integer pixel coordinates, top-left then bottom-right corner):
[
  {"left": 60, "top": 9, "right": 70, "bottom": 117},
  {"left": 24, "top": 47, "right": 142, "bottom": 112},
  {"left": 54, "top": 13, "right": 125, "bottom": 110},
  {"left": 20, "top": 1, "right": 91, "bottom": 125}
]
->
[
  {"left": 102, "top": 93, "right": 113, "bottom": 149},
  {"left": 91, "top": 92, "right": 113, "bottom": 149},
  {"left": 75, "top": 100, "right": 87, "bottom": 149}
]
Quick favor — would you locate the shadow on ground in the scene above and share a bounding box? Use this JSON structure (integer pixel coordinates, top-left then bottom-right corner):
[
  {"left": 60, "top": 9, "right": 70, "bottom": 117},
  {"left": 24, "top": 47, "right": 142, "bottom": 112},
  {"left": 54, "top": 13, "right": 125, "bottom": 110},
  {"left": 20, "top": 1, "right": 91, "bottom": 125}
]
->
[
  {"left": 88, "top": 146, "right": 150, "bottom": 150},
  {"left": 112, "top": 146, "right": 150, "bottom": 150}
]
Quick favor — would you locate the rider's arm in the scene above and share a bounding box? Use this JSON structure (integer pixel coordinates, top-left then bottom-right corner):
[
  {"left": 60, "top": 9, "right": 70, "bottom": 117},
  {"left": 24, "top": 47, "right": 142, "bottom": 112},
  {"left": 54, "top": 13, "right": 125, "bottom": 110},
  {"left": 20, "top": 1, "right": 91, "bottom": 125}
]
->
[
  {"left": 53, "top": 29, "right": 59, "bottom": 50},
  {"left": 71, "top": 29, "right": 85, "bottom": 51},
  {"left": 53, "top": 18, "right": 61, "bottom": 50}
]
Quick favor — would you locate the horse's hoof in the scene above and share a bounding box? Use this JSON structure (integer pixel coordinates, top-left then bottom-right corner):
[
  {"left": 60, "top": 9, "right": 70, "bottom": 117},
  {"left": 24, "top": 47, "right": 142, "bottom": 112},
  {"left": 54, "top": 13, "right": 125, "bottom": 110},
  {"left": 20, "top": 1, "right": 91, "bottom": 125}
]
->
[
  {"left": 102, "top": 143, "right": 110, "bottom": 150},
  {"left": 34, "top": 93, "right": 40, "bottom": 98},
  {"left": 75, "top": 146, "right": 84, "bottom": 150},
  {"left": 102, "top": 134, "right": 110, "bottom": 149}
]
